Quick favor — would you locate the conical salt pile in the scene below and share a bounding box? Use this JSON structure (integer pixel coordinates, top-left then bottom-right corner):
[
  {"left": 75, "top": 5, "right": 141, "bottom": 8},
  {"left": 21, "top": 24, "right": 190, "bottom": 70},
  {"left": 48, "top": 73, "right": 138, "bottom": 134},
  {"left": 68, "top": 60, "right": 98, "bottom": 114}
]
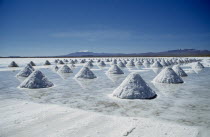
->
[
  {"left": 98, "top": 61, "right": 106, "bottom": 66},
  {"left": 135, "top": 61, "right": 142, "bottom": 66},
  {"left": 153, "top": 67, "right": 184, "bottom": 84},
  {"left": 58, "top": 64, "right": 73, "bottom": 73},
  {"left": 117, "top": 61, "right": 126, "bottom": 67},
  {"left": 8, "top": 61, "right": 19, "bottom": 67},
  {"left": 193, "top": 62, "right": 204, "bottom": 69},
  {"left": 143, "top": 60, "right": 150, "bottom": 67},
  {"left": 44, "top": 60, "right": 51, "bottom": 65},
  {"left": 52, "top": 65, "right": 59, "bottom": 71},
  {"left": 160, "top": 60, "right": 168, "bottom": 66},
  {"left": 111, "top": 59, "right": 117, "bottom": 65},
  {"left": 151, "top": 61, "right": 163, "bottom": 68},
  {"left": 58, "top": 60, "right": 64, "bottom": 64},
  {"left": 113, "top": 72, "right": 156, "bottom": 99},
  {"left": 16, "top": 65, "right": 33, "bottom": 77},
  {"left": 29, "top": 61, "right": 36, "bottom": 66},
  {"left": 84, "top": 61, "right": 94, "bottom": 68},
  {"left": 19, "top": 70, "right": 54, "bottom": 89},
  {"left": 126, "top": 60, "right": 135, "bottom": 67},
  {"left": 75, "top": 67, "right": 97, "bottom": 79},
  {"left": 27, "top": 63, "right": 35, "bottom": 71},
  {"left": 107, "top": 64, "right": 124, "bottom": 74},
  {"left": 172, "top": 65, "right": 188, "bottom": 77}
]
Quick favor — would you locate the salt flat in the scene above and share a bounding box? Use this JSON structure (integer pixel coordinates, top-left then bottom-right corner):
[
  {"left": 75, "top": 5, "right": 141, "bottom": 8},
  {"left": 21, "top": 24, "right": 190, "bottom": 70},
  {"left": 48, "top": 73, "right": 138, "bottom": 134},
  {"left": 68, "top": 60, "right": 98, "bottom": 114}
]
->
[
  {"left": 0, "top": 57, "right": 210, "bottom": 137},
  {"left": 0, "top": 99, "right": 198, "bottom": 137}
]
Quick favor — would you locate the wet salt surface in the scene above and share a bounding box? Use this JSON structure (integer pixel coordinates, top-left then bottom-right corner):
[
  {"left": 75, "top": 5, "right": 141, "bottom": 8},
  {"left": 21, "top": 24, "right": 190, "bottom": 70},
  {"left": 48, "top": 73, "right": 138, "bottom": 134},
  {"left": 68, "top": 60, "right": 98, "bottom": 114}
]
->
[{"left": 0, "top": 58, "right": 210, "bottom": 132}]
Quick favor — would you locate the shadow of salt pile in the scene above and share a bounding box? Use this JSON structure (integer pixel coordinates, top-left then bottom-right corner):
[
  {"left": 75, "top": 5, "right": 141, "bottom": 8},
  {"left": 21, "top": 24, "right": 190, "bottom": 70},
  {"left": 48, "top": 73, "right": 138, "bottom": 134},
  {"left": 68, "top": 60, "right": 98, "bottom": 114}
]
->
[{"left": 152, "top": 82, "right": 183, "bottom": 97}]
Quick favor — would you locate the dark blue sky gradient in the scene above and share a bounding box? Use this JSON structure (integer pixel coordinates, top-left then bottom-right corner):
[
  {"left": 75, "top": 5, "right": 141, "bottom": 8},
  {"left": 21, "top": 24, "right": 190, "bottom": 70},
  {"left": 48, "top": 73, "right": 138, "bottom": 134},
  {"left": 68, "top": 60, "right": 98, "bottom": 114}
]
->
[{"left": 0, "top": 0, "right": 210, "bottom": 56}]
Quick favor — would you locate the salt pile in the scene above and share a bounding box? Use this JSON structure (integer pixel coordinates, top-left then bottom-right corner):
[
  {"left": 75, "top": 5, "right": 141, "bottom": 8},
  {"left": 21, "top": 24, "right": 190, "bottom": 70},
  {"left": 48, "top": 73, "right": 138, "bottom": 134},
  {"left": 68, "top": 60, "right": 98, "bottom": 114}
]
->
[
  {"left": 75, "top": 67, "right": 97, "bottom": 79},
  {"left": 126, "top": 60, "right": 135, "bottom": 67},
  {"left": 58, "top": 60, "right": 64, "bottom": 64},
  {"left": 58, "top": 65, "right": 73, "bottom": 73},
  {"left": 8, "top": 61, "right": 19, "bottom": 67},
  {"left": 52, "top": 65, "right": 59, "bottom": 71},
  {"left": 113, "top": 72, "right": 157, "bottom": 99},
  {"left": 84, "top": 61, "right": 94, "bottom": 68},
  {"left": 151, "top": 61, "right": 163, "bottom": 68},
  {"left": 172, "top": 65, "right": 188, "bottom": 77},
  {"left": 19, "top": 70, "right": 54, "bottom": 89},
  {"left": 160, "top": 60, "right": 168, "bottom": 66},
  {"left": 153, "top": 67, "right": 184, "bottom": 84},
  {"left": 27, "top": 64, "right": 35, "bottom": 71},
  {"left": 98, "top": 61, "right": 106, "bottom": 67},
  {"left": 193, "top": 62, "right": 204, "bottom": 69},
  {"left": 111, "top": 59, "right": 117, "bottom": 65},
  {"left": 16, "top": 65, "right": 33, "bottom": 77},
  {"left": 143, "top": 60, "right": 150, "bottom": 67},
  {"left": 44, "top": 60, "right": 51, "bottom": 65},
  {"left": 135, "top": 61, "right": 142, "bottom": 66},
  {"left": 29, "top": 61, "right": 36, "bottom": 66},
  {"left": 107, "top": 64, "right": 124, "bottom": 74},
  {"left": 117, "top": 61, "right": 126, "bottom": 67}
]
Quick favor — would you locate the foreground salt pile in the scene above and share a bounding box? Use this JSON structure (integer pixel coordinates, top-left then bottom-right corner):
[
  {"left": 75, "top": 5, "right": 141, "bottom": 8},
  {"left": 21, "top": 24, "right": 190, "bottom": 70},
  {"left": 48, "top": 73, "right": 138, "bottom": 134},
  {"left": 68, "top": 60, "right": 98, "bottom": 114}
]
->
[
  {"left": 75, "top": 67, "right": 97, "bottom": 79},
  {"left": 107, "top": 64, "right": 124, "bottom": 74},
  {"left": 58, "top": 64, "right": 73, "bottom": 73},
  {"left": 16, "top": 65, "right": 33, "bottom": 77},
  {"left": 113, "top": 72, "right": 157, "bottom": 99},
  {"left": 153, "top": 67, "right": 184, "bottom": 84},
  {"left": 8, "top": 61, "right": 19, "bottom": 67},
  {"left": 19, "top": 70, "right": 54, "bottom": 89},
  {"left": 172, "top": 65, "right": 188, "bottom": 77}
]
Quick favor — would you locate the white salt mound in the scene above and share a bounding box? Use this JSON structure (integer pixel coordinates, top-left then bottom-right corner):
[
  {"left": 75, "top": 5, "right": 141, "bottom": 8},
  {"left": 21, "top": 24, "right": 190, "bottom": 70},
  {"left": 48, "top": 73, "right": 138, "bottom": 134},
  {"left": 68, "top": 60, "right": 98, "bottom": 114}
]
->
[
  {"left": 29, "top": 61, "right": 36, "bottom": 66},
  {"left": 98, "top": 61, "right": 106, "bottom": 66},
  {"left": 19, "top": 70, "right": 54, "bottom": 89},
  {"left": 117, "top": 61, "right": 126, "bottom": 67},
  {"left": 8, "top": 61, "right": 19, "bottom": 67},
  {"left": 84, "top": 61, "right": 94, "bottom": 68},
  {"left": 107, "top": 64, "right": 124, "bottom": 74},
  {"left": 16, "top": 65, "right": 33, "bottom": 77},
  {"left": 126, "top": 60, "right": 135, "bottom": 67},
  {"left": 52, "top": 65, "right": 59, "bottom": 71},
  {"left": 58, "top": 65, "right": 73, "bottom": 73},
  {"left": 153, "top": 67, "right": 184, "bottom": 84},
  {"left": 75, "top": 67, "right": 97, "bottom": 79},
  {"left": 27, "top": 64, "right": 35, "bottom": 71},
  {"left": 113, "top": 72, "right": 157, "bottom": 99},
  {"left": 44, "top": 60, "right": 51, "bottom": 65},
  {"left": 172, "top": 65, "right": 188, "bottom": 77},
  {"left": 193, "top": 62, "right": 204, "bottom": 69},
  {"left": 151, "top": 61, "right": 163, "bottom": 68}
]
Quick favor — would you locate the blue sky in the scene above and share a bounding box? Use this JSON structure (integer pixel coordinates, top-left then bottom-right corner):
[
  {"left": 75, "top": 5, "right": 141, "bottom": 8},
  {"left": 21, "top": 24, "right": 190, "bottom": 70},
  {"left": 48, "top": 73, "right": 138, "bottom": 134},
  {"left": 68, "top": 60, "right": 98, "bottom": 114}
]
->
[{"left": 0, "top": 0, "right": 210, "bottom": 56}]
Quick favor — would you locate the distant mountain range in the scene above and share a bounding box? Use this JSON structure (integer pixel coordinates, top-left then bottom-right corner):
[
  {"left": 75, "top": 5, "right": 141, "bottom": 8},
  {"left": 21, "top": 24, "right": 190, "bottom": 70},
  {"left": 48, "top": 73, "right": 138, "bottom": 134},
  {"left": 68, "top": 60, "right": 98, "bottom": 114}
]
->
[{"left": 58, "top": 49, "right": 210, "bottom": 57}]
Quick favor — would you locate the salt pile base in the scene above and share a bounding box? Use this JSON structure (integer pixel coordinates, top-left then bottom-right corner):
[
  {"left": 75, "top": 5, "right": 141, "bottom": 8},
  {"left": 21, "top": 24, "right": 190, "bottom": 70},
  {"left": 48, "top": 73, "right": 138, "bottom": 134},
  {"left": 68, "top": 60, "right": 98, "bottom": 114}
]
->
[{"left": 113, "top": 72, "right": 156, "bottom": 99}]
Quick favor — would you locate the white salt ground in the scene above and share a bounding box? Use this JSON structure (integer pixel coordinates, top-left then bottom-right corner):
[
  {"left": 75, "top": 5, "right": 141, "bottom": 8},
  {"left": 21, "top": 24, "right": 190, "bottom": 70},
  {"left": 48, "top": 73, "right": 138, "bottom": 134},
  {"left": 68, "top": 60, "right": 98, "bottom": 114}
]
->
[{"left": 0, "top": 99, "right": 198, "bottom": 137}]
